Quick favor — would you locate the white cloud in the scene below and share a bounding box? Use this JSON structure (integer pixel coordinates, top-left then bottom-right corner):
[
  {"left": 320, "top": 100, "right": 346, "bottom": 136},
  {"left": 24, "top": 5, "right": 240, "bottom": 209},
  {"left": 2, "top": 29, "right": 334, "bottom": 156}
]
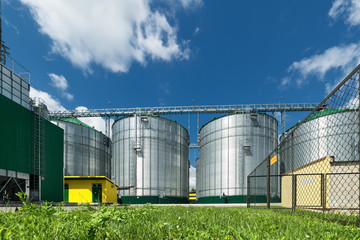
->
[
  {"left": 280, "top": 77, "right": 290, "bottom": 88},
  {"left": 76, "top": 106, "right": 113, "bottom": 134},
  {"left": 329, "top": 0, "right": 360, "bottom": 26},
  {"left": 20, "top": 0, "right": 190, "bottom": 73},
  {"left": 287, "top": 43, "right": 360, "bottom": 87},
  {"left": 189, "top": 165, "right": 196, "bottom": 191},
  {"left": 30, "top": 87, "right": 108, "bottom": 133},
  {"left": 49, "top": 73, "right": 68, "bottom": 91},
  {"left": 62, "top": 92, "right": 74, "bottom": 101},
  {"left": 193, "top": 26, "right": 200, "bottom": 35},
  {"left": 3, "top": 17, "right": 20, "bottom": 35},
  {"left": 180, "top": 0, "right": 203, "bottom": 9},
  {"left": 281, "top": 2, "right": 360, "bottom": 91},
  {"left": 289, "top": 43, "right": 360, "bottom": 79},
  {"left": 49, "top": 73, "right": 74, "bottom": 100},
  {"left": 345, "top": 96, "right": 359, "bottom": 109},
  {"left": 30, "top": 86, "right": 66, "bottom": 111}
]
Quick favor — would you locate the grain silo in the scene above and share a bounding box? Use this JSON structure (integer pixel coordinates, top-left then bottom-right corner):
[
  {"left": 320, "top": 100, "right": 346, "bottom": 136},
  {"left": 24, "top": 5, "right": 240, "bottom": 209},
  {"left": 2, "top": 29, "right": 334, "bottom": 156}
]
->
[
  {"left": 280, "top": 109, "right": 359, "bottom": 174},
  {"left": 52, "top": 118, "right": 112, "bottom": 178},
  {"left": 112, "top": 115, "right": 189, "bottom": 204},
  {"left": 197, "top": 113, "right": 278, "bottom": 203}
]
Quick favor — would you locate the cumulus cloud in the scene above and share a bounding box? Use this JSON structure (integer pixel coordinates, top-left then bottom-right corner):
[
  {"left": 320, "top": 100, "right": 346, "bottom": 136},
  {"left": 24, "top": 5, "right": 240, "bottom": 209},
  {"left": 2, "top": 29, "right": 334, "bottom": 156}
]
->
[
  {"left": 289, "top": 43, "right": 360, "bottom": 79},
  {"left": 49, "top": 73, "right": 68, "bottom": 91},
  {"left": 189, "top": 165, "right": 196, "bottom": 191},
  {"left": 20, "top": 0, "right": 190, "bottom": 73},
  {"left": 49, "top": 73, "right": 74, "bottom": 100},
  {"left": 279, "top": 2, "right": 360, "bottom": 92},
  {"left": 286, "top": 43, "right": 360, "bottom": 88},
  {"left": 329, "top": 0, "right": 360, "bottom": 26},
  {"left": 76, "top": 106, "right": 113, "bottom": 134},
  {"left": 30, "top": 87, "right": 107, "bottom": 133},
  {"left": 30, "top": 86, "right": 66, "bottom": 111}
]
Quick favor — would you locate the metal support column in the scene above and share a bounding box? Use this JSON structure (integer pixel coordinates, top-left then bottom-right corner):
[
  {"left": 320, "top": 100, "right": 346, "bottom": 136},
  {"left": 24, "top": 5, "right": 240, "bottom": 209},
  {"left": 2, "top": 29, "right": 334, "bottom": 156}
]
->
[
  {"left": 267, "top": 156, "right": 271, "bottom": 209},
  {"left": 281, "top": 111, "right": 286, "bottom": 135},
  {"left": 321, "top": 174, "right": 326, "bottom": 213},
  {"left": 291, "top": 132, "right": 295, "bottom": 212},
  {"left": 292, "top": 174, "right": 297, "bottom": 212},
  {"left": 105, "top": 116, "right": 111, "bottom": 138},
  {"left": 247, "top": 176, "right": 250, "bottom": 208},
  {"left": 358, "top": 70, "right": 360, "bottom": 221}
]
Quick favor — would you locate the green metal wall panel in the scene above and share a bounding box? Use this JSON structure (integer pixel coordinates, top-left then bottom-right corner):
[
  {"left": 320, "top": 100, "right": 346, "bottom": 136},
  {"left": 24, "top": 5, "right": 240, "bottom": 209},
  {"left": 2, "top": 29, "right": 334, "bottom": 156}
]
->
[
  {"left": 40, "top": 120, "right": 64, "bottom": 202},
  {"left": 0, "top": 94, "right": 64, "bottom": 202},
  {"left": 0, "top": 94, "right": 34, "bottom": 174}
]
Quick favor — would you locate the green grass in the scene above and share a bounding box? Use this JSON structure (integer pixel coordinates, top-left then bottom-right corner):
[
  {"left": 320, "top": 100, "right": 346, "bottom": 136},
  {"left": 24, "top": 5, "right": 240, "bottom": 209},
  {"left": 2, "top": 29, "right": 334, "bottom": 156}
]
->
[{"left": 0, "top": 203, "right": 359, "bottom": 239}]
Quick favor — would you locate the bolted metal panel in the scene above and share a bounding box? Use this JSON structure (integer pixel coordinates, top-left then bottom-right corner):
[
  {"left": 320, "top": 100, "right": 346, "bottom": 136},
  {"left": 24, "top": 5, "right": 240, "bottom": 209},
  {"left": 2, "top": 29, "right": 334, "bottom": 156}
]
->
[
  {"left": 280, "top": 110, "right": 359, "bottom": 174},
  {"left": 112, "top": 116, "right": 189, "bottom": 198},
  {"left": 51, "top": 120, "right": 112, "bottom": 178},
  {"left": 197, "top": 113, "right": 278, "bottom": 198}
]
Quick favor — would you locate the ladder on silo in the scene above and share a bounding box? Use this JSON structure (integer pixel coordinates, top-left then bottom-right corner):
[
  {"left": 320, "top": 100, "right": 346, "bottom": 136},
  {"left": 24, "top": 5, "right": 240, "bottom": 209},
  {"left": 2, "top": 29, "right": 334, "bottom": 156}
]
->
[
  {"left": 129, "top": 140, "right": 136, "bottom": 194},
  {"left": 129, "top": 115, "right": 144, "bottom": 195},
  {"left": 32, "top": 104, "right": 45, "bottom": 201}
]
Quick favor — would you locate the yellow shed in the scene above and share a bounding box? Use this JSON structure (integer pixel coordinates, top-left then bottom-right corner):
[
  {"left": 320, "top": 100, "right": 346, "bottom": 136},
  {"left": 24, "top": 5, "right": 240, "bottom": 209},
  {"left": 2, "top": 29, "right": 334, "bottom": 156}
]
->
[
  {"left": 281, "top": 156, "right": 359, "bottom": 210},
  {"left": 64, "top": 176, "right": 119, "bottom": 203}
]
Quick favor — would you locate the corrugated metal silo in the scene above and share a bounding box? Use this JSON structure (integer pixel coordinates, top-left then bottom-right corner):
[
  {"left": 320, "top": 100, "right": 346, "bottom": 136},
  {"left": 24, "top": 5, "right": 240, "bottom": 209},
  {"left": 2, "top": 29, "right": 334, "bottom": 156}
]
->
[
  {"left": 112, "top": 115, "right": 189, "bottom": 204},
  {"left": 197, "top": 113, "right": 278, "bottom": 203},
  {"left": 52, "top": 118, "right": 112, "bottom": 178},
  {"left": 280, "top": 110, "right": 359, "bottom": 173}
]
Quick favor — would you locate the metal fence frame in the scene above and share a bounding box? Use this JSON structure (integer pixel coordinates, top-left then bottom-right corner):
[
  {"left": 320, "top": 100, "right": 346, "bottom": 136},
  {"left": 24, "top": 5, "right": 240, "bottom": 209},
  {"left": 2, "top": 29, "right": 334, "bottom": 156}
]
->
[{"left": 247, "top": 64, "right": 360, "bottom": 224}]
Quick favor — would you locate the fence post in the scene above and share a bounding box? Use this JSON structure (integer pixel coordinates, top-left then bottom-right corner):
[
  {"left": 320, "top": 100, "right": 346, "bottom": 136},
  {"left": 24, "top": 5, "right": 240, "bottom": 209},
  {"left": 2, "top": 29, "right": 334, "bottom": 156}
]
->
[
  {"left": 321, "top": 174, "right": 325, "bottom": 213},
  {"left": 247, "top": 176, "right": 250, "bottom": 208},
  {"left": 267, "top": 156, "right": 271, "bottom": 209},
  {"left": 292, "top": 174, "right": 296, "bottom": 212},
  {"left": 358, "top": 69, "right": 360, "bottom": 221}
]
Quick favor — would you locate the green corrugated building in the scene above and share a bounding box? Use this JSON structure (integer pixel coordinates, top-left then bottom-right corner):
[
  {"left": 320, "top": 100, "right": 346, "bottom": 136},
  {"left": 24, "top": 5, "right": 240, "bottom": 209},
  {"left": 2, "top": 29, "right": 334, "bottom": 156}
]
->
[{"left": 0, "top": 93, "right": 64, "bottom": 202}]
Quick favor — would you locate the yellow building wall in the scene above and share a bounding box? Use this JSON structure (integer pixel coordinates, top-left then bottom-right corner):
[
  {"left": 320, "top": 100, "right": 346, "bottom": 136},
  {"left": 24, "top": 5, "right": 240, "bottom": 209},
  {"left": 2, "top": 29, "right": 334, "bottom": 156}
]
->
[
  {"left": 65, "top": 178, "right": 118, "bottom": 203},
  {"left": 281, "top": 157, "right": 331, "bottom": 208},
  {"left": 329, "top": 163, "right": 359, "bottom": 209},
  {"left": 103, "top": 179, "right": 118, "bottom": 203}
]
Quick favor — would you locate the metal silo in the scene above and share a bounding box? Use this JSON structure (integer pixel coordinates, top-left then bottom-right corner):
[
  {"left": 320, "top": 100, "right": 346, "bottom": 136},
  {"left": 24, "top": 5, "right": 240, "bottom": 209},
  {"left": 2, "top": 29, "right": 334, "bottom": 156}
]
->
[
  {"left": 52, "top": 118, "right": 112, "bottom": 178},
  {"left": 197, "top": 113, "right": 278, "bottom": 203},
  {"left": 112, "top": 115, "right": 189, "bottom": 204},
  {"left": 280, "top": 110, "right": 359, "bottom": 173}
]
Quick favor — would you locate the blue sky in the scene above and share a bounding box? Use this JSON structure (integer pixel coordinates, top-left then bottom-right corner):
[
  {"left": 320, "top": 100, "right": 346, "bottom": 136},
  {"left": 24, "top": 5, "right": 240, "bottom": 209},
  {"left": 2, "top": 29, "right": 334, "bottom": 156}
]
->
[{"left": 3, "top": 1, "right": 360, "bottom": 186}]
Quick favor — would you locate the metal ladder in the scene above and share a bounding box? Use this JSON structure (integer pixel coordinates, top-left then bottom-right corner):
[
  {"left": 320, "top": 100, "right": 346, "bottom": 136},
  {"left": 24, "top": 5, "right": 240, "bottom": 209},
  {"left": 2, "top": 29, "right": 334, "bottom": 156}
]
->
[{"left": 32, "top": 99, "right": 46, "bottom": 201}]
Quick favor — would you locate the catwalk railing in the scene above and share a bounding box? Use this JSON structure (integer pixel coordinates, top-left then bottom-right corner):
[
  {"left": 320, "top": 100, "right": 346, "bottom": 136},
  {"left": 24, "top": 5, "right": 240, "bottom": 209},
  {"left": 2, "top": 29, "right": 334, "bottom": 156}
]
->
[
  {"left": 48, "top": 103, "right": 321, "bottom": 118},
  {"left": 247, "top": 64, "right": 360, "bottom": 225}
]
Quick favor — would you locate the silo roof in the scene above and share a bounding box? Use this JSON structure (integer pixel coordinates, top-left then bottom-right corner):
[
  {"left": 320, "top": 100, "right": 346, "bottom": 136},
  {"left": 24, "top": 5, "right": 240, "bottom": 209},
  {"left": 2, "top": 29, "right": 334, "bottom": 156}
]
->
[
  {"left": 199, "top": 112, "right": 277, "bottom": 133},
  {"left": 285, "top": 108, "right": 357, "bottom": 132},
  {"left": 56, "top": 117, "right": 96, "bottom": 130}
]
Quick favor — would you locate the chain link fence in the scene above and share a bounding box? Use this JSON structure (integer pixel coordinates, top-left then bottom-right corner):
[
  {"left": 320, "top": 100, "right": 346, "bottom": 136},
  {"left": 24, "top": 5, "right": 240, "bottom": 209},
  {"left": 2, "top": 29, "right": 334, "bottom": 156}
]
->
[{"left": 247, "top": 65, "right": 360, "bottom": 225}]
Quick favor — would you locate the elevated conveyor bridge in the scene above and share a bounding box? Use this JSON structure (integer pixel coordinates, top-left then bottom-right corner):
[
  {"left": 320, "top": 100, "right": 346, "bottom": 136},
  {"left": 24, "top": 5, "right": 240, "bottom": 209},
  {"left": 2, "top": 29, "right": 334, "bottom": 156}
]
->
[
  {"left": 48, "top": 103, "right": 321, "bottom": 118},
  {"left": 48, "top": 102, "right": 323, "bottom": 148}
]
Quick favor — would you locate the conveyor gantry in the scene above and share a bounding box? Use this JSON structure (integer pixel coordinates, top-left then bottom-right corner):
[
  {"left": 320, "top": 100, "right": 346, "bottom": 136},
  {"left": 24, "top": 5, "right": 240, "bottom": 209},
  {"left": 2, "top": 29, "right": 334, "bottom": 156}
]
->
[{"left": 48, "top": 103, "right": 322, "bottom": 118}]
